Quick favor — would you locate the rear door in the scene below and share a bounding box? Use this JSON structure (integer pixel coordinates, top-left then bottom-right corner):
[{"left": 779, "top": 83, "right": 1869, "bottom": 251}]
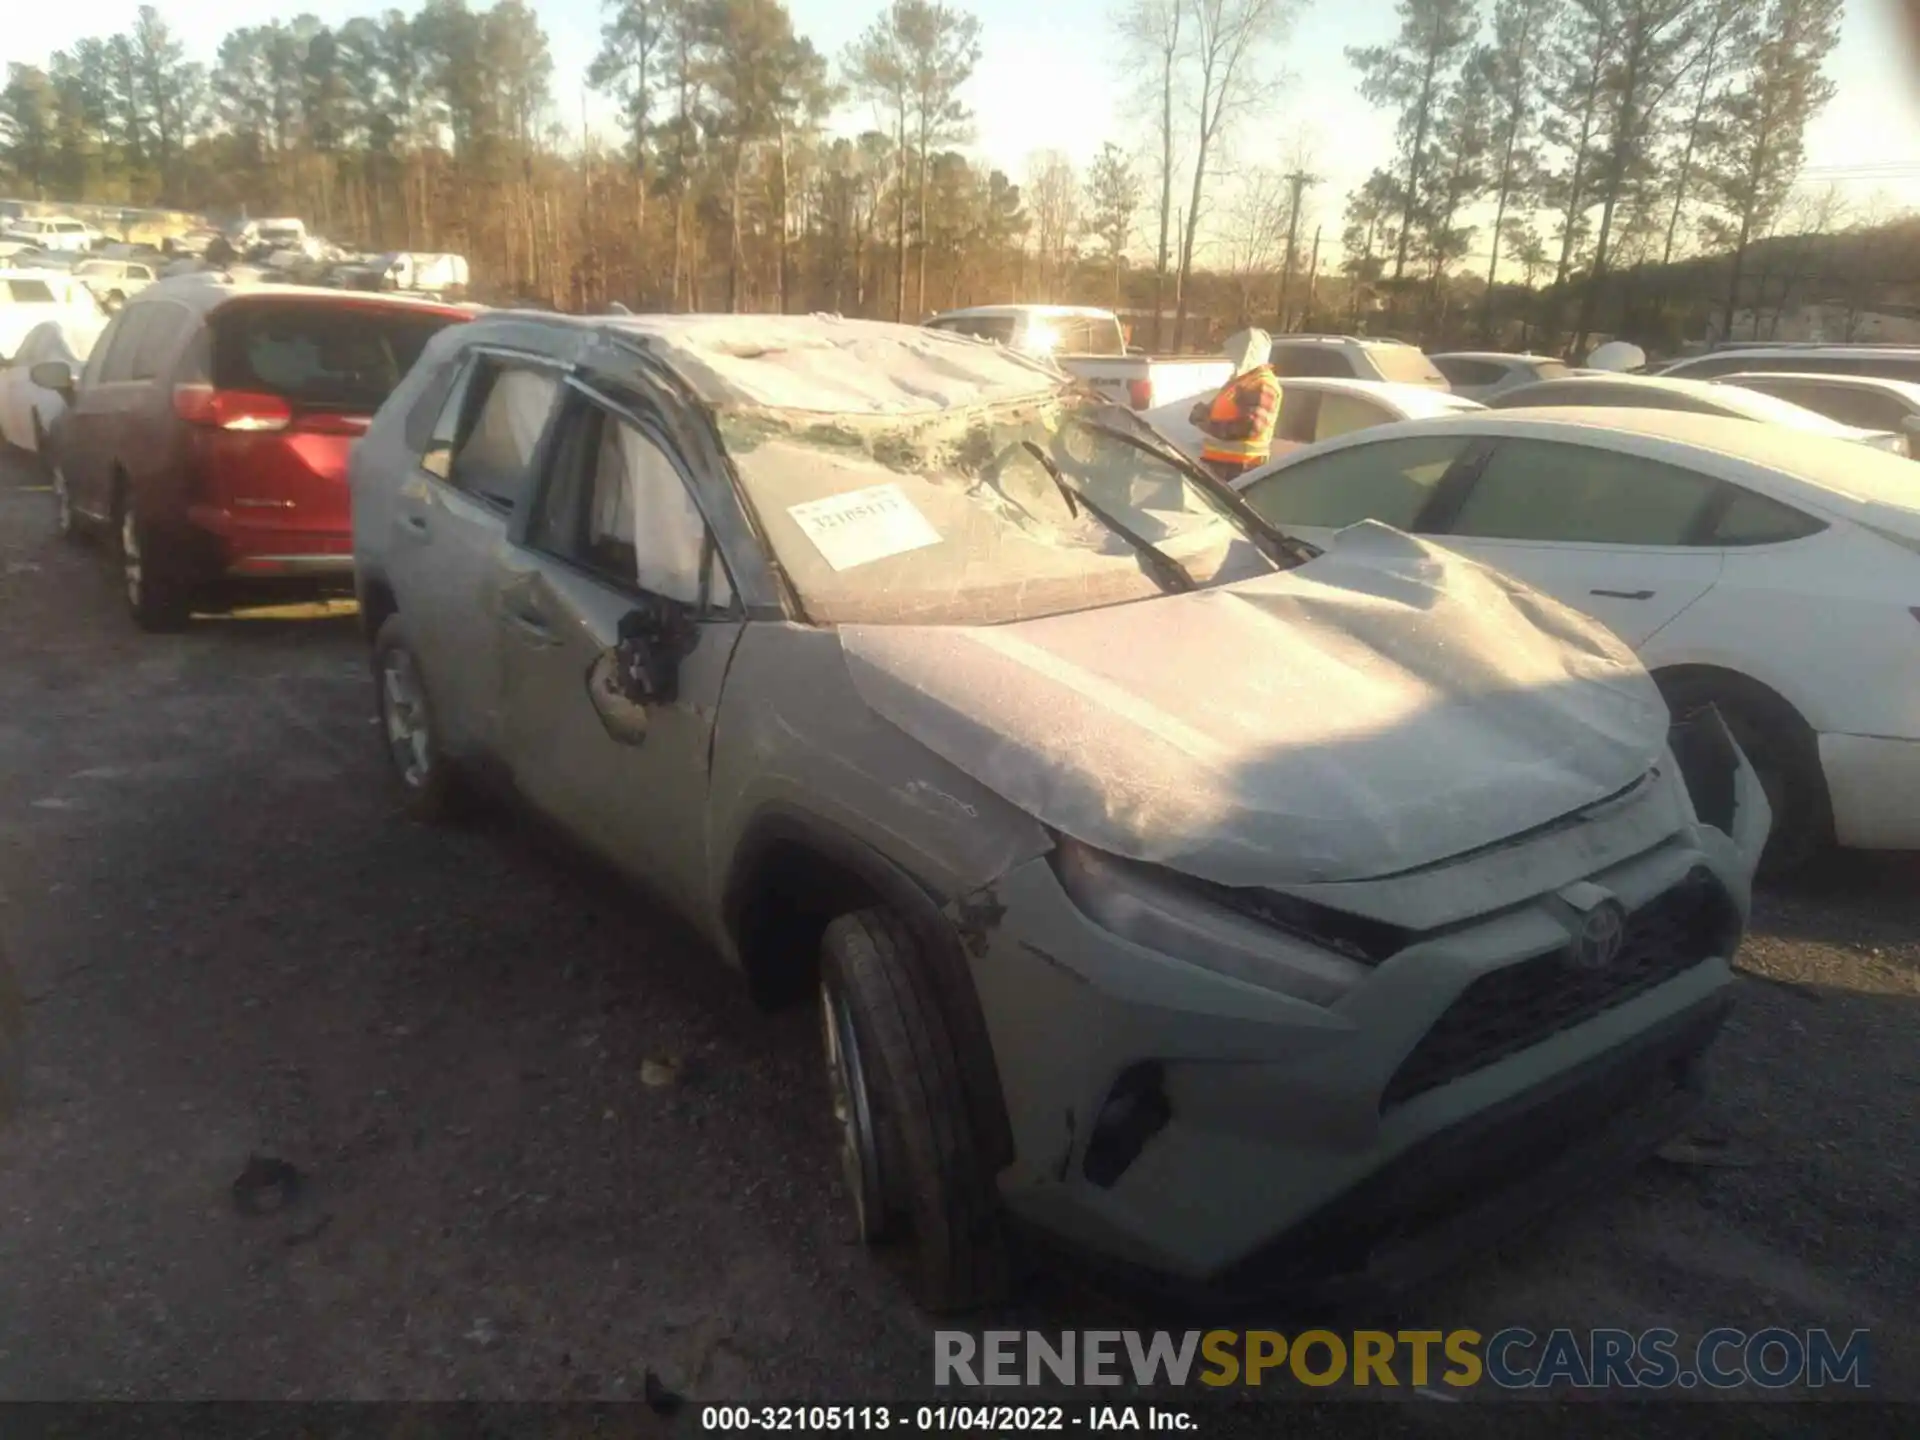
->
[
  {"left": 392, "top": 350, "right": 565, "bottom": 763},
  {"left": 192, "top": 298, "right": 466, "bottom": 549},
  {"left": 494, "top": 382, "right": 744, "bottom": 913},
  {"left": 1428, "top": 436, "right": 1725, "bottom": 646}
]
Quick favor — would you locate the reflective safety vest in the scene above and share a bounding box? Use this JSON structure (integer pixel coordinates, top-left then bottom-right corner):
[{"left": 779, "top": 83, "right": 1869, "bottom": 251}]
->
[{"left": 1198, "top": 367, "right": 1282, "bottom": 467}]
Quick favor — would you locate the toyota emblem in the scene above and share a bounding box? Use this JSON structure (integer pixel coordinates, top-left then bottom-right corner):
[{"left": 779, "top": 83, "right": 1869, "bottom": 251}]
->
[{"left": 1570, "top": 901, "right": 1629, "bottom": 970}]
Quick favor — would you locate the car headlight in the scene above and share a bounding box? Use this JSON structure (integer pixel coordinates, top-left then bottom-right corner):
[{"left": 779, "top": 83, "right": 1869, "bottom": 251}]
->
[{"left": 1047, "top": 836, "right": 1374, "bottom": 1006}]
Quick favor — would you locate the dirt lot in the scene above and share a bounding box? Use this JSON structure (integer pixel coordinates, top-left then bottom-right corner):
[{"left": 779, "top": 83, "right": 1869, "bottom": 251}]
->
[{"left": 0, "top": 451, "right": 1913, "bottom": 1417}]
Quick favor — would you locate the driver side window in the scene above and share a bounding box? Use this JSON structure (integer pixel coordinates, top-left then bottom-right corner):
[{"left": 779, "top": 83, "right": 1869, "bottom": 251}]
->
[{"left": 529, "top": 398, "right": 735, "bottom": 612}]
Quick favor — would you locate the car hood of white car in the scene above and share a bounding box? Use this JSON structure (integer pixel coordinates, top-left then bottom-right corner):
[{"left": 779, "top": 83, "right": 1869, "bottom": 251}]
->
[{"left": 840, "top": 522, "right": 1670, "bottom": 887}]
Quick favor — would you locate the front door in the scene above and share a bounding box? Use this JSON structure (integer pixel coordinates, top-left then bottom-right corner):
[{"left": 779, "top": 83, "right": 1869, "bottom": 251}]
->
[
  {"left": 1431, "top": 436, "right": 1726, "bottom": 646},
  {"left": 392, "top": 352, "right": 564, "bottom": 761},
  {"left": 496, "top": 385, "right": 745, "bottom": 916}
]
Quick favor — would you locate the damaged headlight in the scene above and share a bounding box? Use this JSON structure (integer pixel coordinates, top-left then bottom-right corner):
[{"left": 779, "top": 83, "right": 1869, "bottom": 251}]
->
[{"left": 1048, "top": 836, "right": 1369, "bottom": 1007}]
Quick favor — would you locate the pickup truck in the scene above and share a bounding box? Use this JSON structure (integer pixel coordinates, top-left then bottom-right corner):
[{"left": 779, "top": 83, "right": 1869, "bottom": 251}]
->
[{"left": 923, "top": 303, "right": 1231, "bottom": 410}]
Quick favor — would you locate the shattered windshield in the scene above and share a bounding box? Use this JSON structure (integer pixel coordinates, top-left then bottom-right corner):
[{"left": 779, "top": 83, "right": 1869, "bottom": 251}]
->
[{"left": 719, "top": 394, "right": 1281, "bottom": 625}]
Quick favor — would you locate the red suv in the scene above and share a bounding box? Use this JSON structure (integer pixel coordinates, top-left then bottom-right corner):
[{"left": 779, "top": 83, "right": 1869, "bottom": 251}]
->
[{"left": 38, "top": 276, "right": 470, "bottom": 629}]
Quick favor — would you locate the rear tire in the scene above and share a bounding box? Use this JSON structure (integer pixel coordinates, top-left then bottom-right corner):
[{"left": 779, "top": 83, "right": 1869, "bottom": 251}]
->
[
  {"left": 819, "top": 907, "right": 1009, "bottom": 1313},
  {"left": 1659, "top": 672, "right": 1829, "bottom": 878},
  {"left": 372, "top": 614, "right": 465, "bottom": 823},
  {"left": 117, "top": 497, "right": 191, "bottom": 632}
]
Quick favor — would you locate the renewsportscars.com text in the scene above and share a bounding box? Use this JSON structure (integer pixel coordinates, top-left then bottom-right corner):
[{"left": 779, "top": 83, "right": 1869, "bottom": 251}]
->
[{"left": 933, "top": 1329, "right": 1872, "bottom": 1392}]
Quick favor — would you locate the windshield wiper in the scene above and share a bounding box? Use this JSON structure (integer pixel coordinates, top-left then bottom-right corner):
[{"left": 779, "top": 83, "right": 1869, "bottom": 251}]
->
[
  {"left": 1020, "top": 440, "right": 1195, "bottom": 594},
  {"left": 1089, "top": 411, "right": 1322, "bottom": 569}
]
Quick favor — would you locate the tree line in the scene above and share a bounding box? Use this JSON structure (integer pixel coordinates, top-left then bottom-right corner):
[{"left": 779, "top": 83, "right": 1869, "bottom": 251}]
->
[
  {"left": 1339, "top": 0, "right": 1845, "bottom": 354},
  {"left": 0, "top": 0, "right": 1869, "bottom": 356}
]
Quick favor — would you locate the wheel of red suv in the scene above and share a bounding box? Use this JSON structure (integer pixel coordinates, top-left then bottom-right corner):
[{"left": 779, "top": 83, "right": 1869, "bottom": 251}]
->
[
  {"left": 819, "top": 907, "right": 1008, "bottom": 1313},
  {"left": 372, "top": 614, "right": 463, "bottom": 823},
  {"left": 1660, "top": 672, "right": 1830, "bottom": 879},
  {"left": 116, "top": 499, "right": 191, "bottom": 632}
]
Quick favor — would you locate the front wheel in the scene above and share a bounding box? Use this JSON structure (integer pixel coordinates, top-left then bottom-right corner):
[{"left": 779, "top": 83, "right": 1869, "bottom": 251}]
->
[
  {"left": 819, "top": 908, "right": 1008, "bottom": 1313},
  {"left": 1661, "top": 674, "right": 1830, "bottom": 878}
]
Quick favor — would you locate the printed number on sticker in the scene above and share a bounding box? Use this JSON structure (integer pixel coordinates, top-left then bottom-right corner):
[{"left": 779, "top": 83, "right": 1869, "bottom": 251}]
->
[{"left": 788, "top": 483, "right": 942, "bottom": 571}]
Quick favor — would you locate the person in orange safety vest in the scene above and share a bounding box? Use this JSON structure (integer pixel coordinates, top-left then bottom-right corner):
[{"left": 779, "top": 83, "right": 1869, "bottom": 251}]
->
[{"left": 1187, "top": 328, "right": 1279, "bottom": 481}]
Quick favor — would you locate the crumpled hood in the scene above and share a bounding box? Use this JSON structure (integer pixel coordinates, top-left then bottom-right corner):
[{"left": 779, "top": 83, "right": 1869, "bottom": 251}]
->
[{"left": 840, "top": 524, "right": 1669, "bottom": 887}]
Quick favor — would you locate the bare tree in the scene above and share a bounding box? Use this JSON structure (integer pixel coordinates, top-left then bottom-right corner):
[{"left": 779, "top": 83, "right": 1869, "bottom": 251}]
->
[
  {"left": 1221, "top": 166, "right": 1285, "bottom": 321},
  {"left": 1081, "top": 140, "right": 1141, "bottom": 304},
  {"left": 1170, "top": 0, "right": 1299, "bottom": 350},
  {"left": 1026, "top": 148, "right": 1079, "bottom": 299},
  {"left": 1117, "top": 0, "right": 1185, "bottom": 348}
]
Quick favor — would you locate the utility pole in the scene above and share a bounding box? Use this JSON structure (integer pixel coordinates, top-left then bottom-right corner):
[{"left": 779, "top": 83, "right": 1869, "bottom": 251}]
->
[
  {"left": 1275, "top": 170, "right": 1320, "bottom": 333},
  {"left": 1303, "top": 224, "right": 1323, "bottom": 330}
]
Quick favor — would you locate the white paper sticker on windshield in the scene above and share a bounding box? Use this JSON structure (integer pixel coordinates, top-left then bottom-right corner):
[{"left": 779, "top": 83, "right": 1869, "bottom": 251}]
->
[{"left": 787, "top": 484, "right": 943, "bottom": 571}]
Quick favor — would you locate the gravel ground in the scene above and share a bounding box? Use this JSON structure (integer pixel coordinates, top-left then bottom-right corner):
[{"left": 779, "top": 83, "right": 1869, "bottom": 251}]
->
[{"left": 0, "top": 450, "right": 1913, "bottom": 1421}]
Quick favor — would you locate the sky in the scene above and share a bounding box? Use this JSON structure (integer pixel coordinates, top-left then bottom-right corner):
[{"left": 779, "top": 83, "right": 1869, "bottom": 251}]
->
[{"left": 7, "top": 0, "right": 1920, "bottom": 259}]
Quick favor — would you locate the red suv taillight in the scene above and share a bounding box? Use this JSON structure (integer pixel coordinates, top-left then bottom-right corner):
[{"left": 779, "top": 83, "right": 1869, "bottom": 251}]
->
[
  {"left": 173, "top": 384, "right": 293, "bottom": 432},
  {"left": 1128, "top": 378, "right": 1153, "bottom": 410}
]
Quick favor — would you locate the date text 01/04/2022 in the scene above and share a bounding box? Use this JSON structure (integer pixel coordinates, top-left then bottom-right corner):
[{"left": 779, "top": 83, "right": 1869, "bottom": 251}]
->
[{"left": 698, "top": 1406, "right": 1200, "bottom": 1433}]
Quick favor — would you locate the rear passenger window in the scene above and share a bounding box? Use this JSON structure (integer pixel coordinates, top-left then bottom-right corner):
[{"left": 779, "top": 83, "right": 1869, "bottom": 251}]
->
[
  {"left": 1708, "top": 488, "right": 1827, "bottom": 546},
  {"left": 1314, "top": 393, "right": 1393, "bottom": 441},
  {"left": 3, "top": 280, "right": 56, "bottom": 303},
  {"left": 1450, "top": 439, "right": 1719, "bottom": 546},
  {"left": 1269, "top": 345, "right": 1352, "bottom": 379},
  {"left": 428, "top": 359, "right": 559, "bottom": 512}
]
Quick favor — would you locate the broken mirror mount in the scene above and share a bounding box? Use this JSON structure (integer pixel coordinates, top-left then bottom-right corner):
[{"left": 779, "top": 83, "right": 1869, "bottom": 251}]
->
[{"left": 584, "top": 594, "right": 700, "bottom": 746}]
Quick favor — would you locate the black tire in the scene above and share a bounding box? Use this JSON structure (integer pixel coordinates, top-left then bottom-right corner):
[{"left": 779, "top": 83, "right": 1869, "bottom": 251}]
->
[
  {"left": 819, "top": 907, "right": 1008, "bottom": 1313},
  {"left": 1659, "top": 672, "right": 1830, "bottom": 878},
  {"left": 115, "top": 493, "right": 191, "bottom": 632},
  {"left": 372, "top": 614, "right": 464, "bottom": 823}
]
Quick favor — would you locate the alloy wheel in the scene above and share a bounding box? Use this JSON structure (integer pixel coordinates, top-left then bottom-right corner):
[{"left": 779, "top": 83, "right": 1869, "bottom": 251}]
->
[
  {"left": 380, "top": 648, "right": 434, "bottom": 791},
  {"left": 821, "top": 979, "right": 888, "bottom": 1242}
]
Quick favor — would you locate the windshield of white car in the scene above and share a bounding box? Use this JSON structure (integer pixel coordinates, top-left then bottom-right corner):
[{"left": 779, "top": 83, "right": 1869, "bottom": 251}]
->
[{"left": 718, "top": 394, "right": 1281, "bottom": 625}]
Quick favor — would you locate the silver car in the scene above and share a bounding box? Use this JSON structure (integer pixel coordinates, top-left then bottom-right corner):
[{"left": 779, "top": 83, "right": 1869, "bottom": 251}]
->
[{"left": 351, "top": 312, "right": 1768, "bottom": 1310}]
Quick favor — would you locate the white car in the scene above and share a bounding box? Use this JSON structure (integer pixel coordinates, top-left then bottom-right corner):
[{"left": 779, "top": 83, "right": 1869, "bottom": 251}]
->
[
  {"left": 1230, "top": 408, "right": 1920, "bottom": 871},
  {"left": 1483, "top": 372, "right": 1905, "bottom": 452},
  {"left": 1430, "top": 350, "right": 1591, "bottom": 400},
  {"left": 0, "top": 318, "right": 103, "bottom": 454},
  {"left": 1144, "top": 376, "right": 1482, "bottom": 462},
  {"left": 1, "top": 270, "right": 106, "bottom": 360},
  {"left": 1655, "top": 344, "right": 1920, "bottom": 385},
  {"left": 0, "top": 216, "right": 98, "bottom": 254},
  {"left": 71, "top": 257, "right": 158, "bottom": 312},
  {"left": 1713, "top": 372, "right": 1920, "bottom": 457}
]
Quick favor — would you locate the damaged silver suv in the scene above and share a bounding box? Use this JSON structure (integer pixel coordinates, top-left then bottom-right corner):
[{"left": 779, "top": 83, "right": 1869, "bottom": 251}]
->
[{"left": 351, "top": 313, "right": 1769, "bottom": 1311}]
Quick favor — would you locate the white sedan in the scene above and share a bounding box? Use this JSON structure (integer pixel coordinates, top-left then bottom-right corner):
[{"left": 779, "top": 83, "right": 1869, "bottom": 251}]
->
[
  {"left": 1483, "top": 371, "right": 1905, "bottom": 452},
  {"left": 0, "top": 318, "right": 103, "bottom": 455},
  {"left": 1230, "top": 407, "right": 1920, "bottom": 872},
  {"left": 1143, "top": 376, "right": 1482, "bottom": 462}
]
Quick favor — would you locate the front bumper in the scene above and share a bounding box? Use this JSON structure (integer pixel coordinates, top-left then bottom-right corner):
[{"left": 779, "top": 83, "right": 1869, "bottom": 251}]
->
[
  {"left": 1819, "top": 732, "right": 1920, "bottom": 850},
  {"left": 963, "top": 750, "right": 1766, "bottom": 1289}
]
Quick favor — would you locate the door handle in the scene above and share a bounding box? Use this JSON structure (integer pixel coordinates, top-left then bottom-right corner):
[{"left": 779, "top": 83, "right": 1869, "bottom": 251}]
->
[
  {"left": 398, "top": 513, "right": 429, "bottom": 536},
  {"left": 1590, "top": 588, "right": 1655, "bottom": 600}
]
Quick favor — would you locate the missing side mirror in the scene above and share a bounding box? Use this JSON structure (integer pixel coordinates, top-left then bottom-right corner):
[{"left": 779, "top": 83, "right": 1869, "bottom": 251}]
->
[{"left": 584, "top": 595, "right": 701, "bottom": 745}]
